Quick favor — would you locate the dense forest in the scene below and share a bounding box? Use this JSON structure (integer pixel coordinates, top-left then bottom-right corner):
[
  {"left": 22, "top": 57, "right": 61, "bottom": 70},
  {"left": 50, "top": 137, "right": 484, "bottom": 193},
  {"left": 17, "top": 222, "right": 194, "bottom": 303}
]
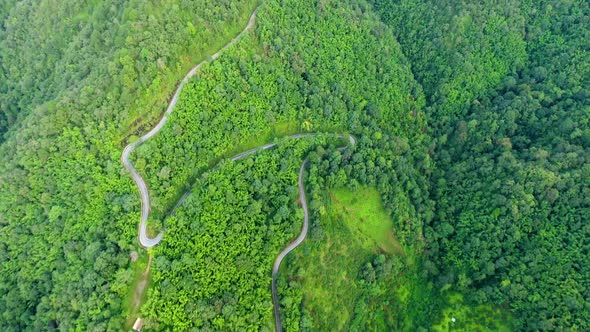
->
[
  {"left": 372, "top": 0, "right": 589, "bottom": 329},
  {"left": 0, "top": 0, "right": 588, "bottom": 331},
  {"left": 0, "top": 0, "right": 259, "bottom": 329}
]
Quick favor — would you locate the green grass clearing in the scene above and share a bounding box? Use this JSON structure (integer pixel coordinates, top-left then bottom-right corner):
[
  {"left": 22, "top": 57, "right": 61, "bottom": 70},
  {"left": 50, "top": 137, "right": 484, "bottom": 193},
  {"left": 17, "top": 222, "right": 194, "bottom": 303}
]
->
[
  {"left": 283, "top": 186, "right": 432, "bottom": 331},
  {"left": 329, "top": 187, "right": 405, "bottom": 256}
]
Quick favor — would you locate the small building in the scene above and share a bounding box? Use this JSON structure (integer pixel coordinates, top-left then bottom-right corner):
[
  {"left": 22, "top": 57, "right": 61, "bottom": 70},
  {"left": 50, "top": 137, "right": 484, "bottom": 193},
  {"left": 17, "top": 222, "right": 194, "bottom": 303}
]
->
[{"left": 132, "top": 318, "right": 143, "bottom": 332}]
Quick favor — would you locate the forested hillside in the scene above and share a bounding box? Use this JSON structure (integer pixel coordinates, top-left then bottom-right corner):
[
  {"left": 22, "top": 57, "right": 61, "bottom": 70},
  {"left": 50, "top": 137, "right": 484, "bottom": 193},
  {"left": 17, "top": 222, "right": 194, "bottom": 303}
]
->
[
  {"left": 0, "top": 0, "right": 587, "bottom": 330},
  {"left": 373, "top": 0, "right": 590, "bottom": 329},
  {"left": 0, "top": 0, "right": 257, "bottom": 139},
  {"left": 0, "top": 0, "right": 258, "bottom": 329},
  {"left": 137, "top": 0, "right": 431, "bottom": 329},
  {"left": 372, "top": 0, "right": 528, "bottom": 123}
]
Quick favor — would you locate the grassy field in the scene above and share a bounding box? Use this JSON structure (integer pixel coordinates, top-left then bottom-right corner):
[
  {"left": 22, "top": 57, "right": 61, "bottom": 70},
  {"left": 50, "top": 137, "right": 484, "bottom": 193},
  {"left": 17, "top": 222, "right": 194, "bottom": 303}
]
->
[
  {"left": 284, "top": 186, "right": 420, "bottom": 331},
  {"left": 329, "top": 187, "right": 405, "bottom": 256}
]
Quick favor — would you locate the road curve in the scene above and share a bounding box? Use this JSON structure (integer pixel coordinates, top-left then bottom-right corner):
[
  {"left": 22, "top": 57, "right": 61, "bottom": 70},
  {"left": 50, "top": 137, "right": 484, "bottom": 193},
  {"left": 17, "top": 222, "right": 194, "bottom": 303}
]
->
[
  {"left": 271, "top": 160, "right": 308, "bottom": 332},
  {"left": 119, "top": 4, "right": 357, "bottom": 330},
  {"left": 169, "top": 133, "right": 356, "bottom": 215},
  {"left": 270, "top": 135, "right": 355, "bottom": 332},
  {"left": 230, "top": 133, "right": 355, "bottom": 161},
  {"left": 121, "top": 7, "right": 259, "bottom": 249}
]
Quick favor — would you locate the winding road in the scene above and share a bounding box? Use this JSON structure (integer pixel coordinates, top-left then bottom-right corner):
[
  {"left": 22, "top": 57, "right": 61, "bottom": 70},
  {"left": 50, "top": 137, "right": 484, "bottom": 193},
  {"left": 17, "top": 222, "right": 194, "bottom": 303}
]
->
[
  {"left": 270, "top": 135, "right": 354, "bottom": 332},
  {"left": 121, "top": 7, "right": 258, "bottom": 248},
  {"left": 170, "top": 134, "right": 356, "bottom": 213},
  {"left": 271, "top": 160, "right": 308, "bottom": 332},
  {"left": 120, "top": 4, "right": 357, "bottom": 331}
]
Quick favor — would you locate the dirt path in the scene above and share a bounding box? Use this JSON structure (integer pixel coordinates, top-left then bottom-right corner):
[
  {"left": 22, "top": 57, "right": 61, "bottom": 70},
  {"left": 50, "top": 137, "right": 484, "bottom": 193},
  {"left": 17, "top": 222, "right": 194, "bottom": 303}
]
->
[{"left": 127, "top": 255, "right": 152, "bottom": 327}]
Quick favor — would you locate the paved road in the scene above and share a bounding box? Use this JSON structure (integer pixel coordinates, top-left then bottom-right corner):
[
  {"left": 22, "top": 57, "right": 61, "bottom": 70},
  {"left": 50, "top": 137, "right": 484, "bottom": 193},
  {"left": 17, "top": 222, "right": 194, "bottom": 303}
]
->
[
  {"left": 270, "top": 135, "right": 355, "bottom": 332},
  {"left": 271, "top": 160, "right": 308, "bottom": 332},
  {"left": 230, "top": 133, "right": 355, "bottom": 161},
  {"left": 121, "top": 7, "right": 258, "bottom": 248},
  {"left": 120, "top": 4, "right": 358, "bottom": 331},
  {"left": 170, "top": 133, "right": 356, "bottom": 213}
]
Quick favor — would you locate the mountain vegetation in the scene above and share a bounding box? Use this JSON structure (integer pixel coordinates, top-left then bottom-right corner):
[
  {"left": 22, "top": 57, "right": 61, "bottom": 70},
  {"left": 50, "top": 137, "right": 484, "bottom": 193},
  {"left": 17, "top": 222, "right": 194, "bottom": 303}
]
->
[
  {"left": 0, "top": 0, "right": 587, "bottom": 330},
  {"left": 372, "top": 0, "right": 590, "bottom": 329},
  {"left": 0, "top": 0, "right": 259, "bottom": 329}
]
